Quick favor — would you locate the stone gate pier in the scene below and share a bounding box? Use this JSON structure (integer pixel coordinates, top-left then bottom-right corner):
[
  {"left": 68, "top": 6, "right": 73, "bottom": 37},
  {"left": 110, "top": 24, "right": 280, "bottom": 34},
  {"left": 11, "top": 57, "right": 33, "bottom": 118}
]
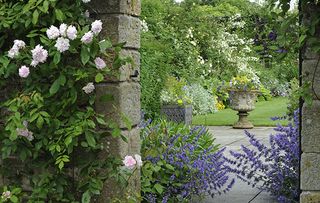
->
[
  {"left": 91, "top": 0, "right": 141, "bottom": 201},
  {"left": 300, "top": 2, "right": 320, "bottom": 202}
]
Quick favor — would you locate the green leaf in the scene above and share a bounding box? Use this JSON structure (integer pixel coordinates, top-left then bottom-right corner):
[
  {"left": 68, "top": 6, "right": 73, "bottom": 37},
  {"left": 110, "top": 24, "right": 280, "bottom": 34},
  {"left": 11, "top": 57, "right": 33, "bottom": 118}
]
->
[
  {"left": 43, "top": 1, "right": 49, "bottom": 13},
  {"left": 154, "top": 183, "right": 164, "bottom": 194},
  {"left": 85, "top": 133, "right": 96, "bottom": 147},
  {"left": 95, "top": 73, "right": 104, "bottom": 83},
  {"left": 12, "top": 188, "right": 22, "bottom": 194},
  {"left": 36, "top": 116, "right": 44, "bottom": 129},
  {"left": 96, "top": 117, "right": 107, "bottom": 125},
  {"left": 81, "top": 46, "right": 90, "bottom": 65},
  {"left": 121, "top": 113, "right": 132, "bottom": 130},
  {"left": 10, "top": 195, "right": 18, "bottom": 203},
  {"left": 49, "top": 75, "right": 66, "bottom": 95},
  {"left": 64, "top": 136, "right": 72, "bottom": 146},
  {"left": 55, "top": 9, "right": 64, "bottom": 22},
  {"left": 82, "top": 191, "right": 91, "bottom": 203},
  {"left": 58, "top": 161, "right": 64, "bottom": 170},
  {"left": 165, "top": 164, "right": 175, "bottom": 171},
  {"left": 58, "top": 74, "right": 66, "bottom": 86},
  {"left": 99, "top": 40, "right": 112, "bottom": 53},
  {"left": 53, "top": 52, "right": 61, "bottom": 64},
  {"left": 32, "top": 10, "right": 39, "bottom": 25},
  {"left": 49, "top": 79, "right": 60, "bottom": 95}
]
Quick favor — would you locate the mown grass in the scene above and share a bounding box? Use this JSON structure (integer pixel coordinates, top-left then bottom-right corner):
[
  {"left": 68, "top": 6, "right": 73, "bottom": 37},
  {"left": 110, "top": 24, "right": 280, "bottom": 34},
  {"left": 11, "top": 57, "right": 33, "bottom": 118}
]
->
[{"left": 193, "top": 97, "right": 289, "bottom": 126}]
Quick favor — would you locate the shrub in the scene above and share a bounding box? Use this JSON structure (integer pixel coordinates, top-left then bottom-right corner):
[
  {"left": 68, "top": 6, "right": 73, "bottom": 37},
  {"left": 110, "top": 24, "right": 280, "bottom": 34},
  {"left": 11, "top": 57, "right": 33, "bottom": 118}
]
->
[
  {"left": 184, "top": 84, "right": 217, "bottom": 115},
  {"left": 140, "top": 119, "right": 234, "bottom": 202},
  {"left": 226, "top": 111, "right": 299, "bottom": 203},
  {"left": 0, "top": 1, "right": 132, "bottom": 202},
  {"left": 160, "top": 76, "right": 191, "bottom": 106}
]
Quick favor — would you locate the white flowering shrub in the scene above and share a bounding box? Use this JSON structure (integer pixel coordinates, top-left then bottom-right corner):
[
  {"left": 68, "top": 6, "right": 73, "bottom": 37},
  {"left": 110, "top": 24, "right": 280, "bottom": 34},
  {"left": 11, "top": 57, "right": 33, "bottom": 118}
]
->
[
  {"left": 0, "top": 1, "right": 138, "bottom": 202},
  {"left": 185, "top": 84, "right": 217, "bottom": 115}
]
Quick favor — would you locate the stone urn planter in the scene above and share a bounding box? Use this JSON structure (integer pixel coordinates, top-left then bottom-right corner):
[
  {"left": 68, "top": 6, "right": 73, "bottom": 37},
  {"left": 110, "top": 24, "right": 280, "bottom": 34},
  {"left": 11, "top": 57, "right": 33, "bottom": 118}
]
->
[
  {"left": 228, "top": 90, "right": 258, "bottom": 129},
  {"left": 161, "top": 105, "right": 192, "bottom": 125}
]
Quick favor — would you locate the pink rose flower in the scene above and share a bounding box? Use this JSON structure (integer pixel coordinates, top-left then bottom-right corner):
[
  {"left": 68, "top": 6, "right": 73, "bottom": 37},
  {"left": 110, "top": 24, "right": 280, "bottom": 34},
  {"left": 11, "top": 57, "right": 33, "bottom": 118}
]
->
[
  {"left": 66, "top": 25, "right": 77, "bottom": 40},
  {"left": 55, "top": 37, "right": 70, "bottom": 53},
  {"left": 81, "top": 31, "right": 94, "bottom": 44},
  {"left": 46, "top": 25, "right": 60, "bottom": 39},
  {"left": 19, "top": 65, "right": 30, "bottom": 78},
  {"left": 123, "top": 155, "right": 137, "bottom": 169},
  {"left": 91, "top": 20, "right": 103, "bottom": 35},
  {"left": 94, "top": 57, "right": 106, "bottom": 69},
  {"left": 31, "top": 45, "right": 48, "bottom": 67}
]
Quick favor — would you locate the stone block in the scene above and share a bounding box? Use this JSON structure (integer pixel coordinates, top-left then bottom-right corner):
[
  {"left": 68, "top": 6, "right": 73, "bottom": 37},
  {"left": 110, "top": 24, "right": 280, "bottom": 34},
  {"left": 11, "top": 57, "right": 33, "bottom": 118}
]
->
[
  {"left": 106, "top": 49, "right": 140, "bottom": 82},
  {"left": 100, "top": 132, "right": 129, "bottom": 158},
  {"left": 100, "top": 14, "right": 140, "bottom": 49},
  {"left": 302, "top": 100, "right": 320, "bottom": 153},
  {"left": 95, "top": 82, "right": 141, "bottom": 128},
  {"left": 302, "top": 59, "right": 320, "bottom": 99},
  {"left": 302, "top": 46, "right": 320, "bottom": 60},
  {"left": 91, "top": 0, "right": 141, "bottom": 16},
  {"left": 300, "top": 191, "right": 320, "bottom": 203},
  {"left": 301, "top": 153, "right": 320, "bottom": 190},
  {"left": 127, "top": 127, "right": 140, "bottom": 155}
]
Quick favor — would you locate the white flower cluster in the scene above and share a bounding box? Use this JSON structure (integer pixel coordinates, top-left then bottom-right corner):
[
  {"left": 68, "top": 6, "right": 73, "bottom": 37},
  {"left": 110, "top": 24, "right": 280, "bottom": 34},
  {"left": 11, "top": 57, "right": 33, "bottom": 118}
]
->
[
  {"left": 31, "top": 45, "right": 48, "bottom": 67},
  {"left": 212, "top": 29, "right": 260, "bottom": 82},
  {"left": 47, "top": 24, "right": 77, "bottom": 53},
  {"left": 16, "top": 121, "right": 34, "bottom": 141},
  {"left": 82, "top": 82, "right": 95, "bottom": 94},
  {"left": 1, "top": 191, "right": 11, "bottom": 201},
  {"left": 184, "top": 84, "right": 217, "bottom": 115},
  {"left": 140, "top": 19, "right": 149, "bottom": 32},
  {"left": 229, "top": 14, "right": 246, "bottom": 29},
  {"left": 8, "top": 40, "right": 26, "bottom": 58},
  {"left": 8, "top": 39, "right": 48, "bottom": 77},
  {"left": 82, "top": 0, "right": 91, "bottom": 3},
  {"left": 9, "top": 19, "right": 105, "bottom": 96},
  {"left": 81, "top": 20, "right": 103, "bottom": 44}
]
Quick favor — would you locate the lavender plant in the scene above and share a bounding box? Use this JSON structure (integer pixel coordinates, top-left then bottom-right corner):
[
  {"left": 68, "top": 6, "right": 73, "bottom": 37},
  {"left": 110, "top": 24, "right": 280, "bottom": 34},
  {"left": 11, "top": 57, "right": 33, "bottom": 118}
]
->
[
  {"left": 140, "top": 119, "right": 234, "bottom": 202},
  {"left": 226, "top": 111, "right": 299, "bottom": 203}
]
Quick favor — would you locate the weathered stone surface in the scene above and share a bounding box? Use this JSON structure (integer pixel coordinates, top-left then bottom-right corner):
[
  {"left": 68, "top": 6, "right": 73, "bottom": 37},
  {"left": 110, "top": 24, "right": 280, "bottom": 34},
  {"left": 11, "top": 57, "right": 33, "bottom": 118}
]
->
[
  {"left": 300, "top": 191, "right": 320, "bottom": 203},
  {"left": 302, "top": 100, "right": 320, "bottom": 153},
  {"left": 127, "top": 127, "right": 140, "bottom": 154},
  {"left": 302, "top": 59, "right": 320, "bottom": 100},
  {"left": 91, "top": 0, "right": 141, "bottom": 16},
  {"left": 106, "top": 49, "right": 140, "bottom": 82},
  {"left": 100, "top": 14, "right": 140, "bottom": 49},
  {"left": 301, "top": 153, "right": 320, "bottom": 190},
  {"left": 95, "top": 82, "right": 141, "bottom": 128},
  {"left": 98, "top": 127, "right": 140, "bottom": 202},
  {"left": 302, "top": 46, "right": 320, "bottom": 60}
]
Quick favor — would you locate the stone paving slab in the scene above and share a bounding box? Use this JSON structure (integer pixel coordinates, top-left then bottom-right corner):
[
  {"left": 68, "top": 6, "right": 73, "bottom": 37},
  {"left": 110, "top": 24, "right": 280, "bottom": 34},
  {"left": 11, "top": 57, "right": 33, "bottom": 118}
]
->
[{"left": 200, "top": 126, "right": 277, "bottom": 203}]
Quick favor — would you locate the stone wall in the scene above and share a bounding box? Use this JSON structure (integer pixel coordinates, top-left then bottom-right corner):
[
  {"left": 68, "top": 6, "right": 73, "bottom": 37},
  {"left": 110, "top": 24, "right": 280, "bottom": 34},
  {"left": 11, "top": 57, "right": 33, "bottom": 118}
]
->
[
  {"left": 91, "top": 0, "right": 141, "bottom": 202},
  {"left": 300, "top": 2, "right": 320, "bottom": 202}
]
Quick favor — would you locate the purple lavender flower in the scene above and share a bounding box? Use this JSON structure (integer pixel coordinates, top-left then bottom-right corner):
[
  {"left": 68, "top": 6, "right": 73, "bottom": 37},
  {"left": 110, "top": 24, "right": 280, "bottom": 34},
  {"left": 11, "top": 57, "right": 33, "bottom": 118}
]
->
[
  {"left": 141, "top": 120, "right": 234, "bottom": 202},
  {"left": 226, "top": 110, "right": 299, "bottom": 203},
  {"left": 268, "top": 31, "right": 277, "bottom": 41}
]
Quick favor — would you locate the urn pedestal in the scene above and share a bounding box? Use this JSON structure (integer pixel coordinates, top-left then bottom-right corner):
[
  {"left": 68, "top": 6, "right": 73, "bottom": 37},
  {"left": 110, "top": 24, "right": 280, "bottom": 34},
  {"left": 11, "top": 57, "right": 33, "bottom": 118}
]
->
[
  {"left": 160, "top": 105, "right": 192, "bottom": 125},
  {"left": 229, "top": 90, "right": 258, "bottom": 129}
]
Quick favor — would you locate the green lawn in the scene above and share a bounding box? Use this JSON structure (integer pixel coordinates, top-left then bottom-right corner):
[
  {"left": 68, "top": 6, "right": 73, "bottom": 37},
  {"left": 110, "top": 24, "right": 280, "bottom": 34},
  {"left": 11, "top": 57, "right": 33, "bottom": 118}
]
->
[{"left": 193, "top": 97, "right": 289, "bottom": 126}]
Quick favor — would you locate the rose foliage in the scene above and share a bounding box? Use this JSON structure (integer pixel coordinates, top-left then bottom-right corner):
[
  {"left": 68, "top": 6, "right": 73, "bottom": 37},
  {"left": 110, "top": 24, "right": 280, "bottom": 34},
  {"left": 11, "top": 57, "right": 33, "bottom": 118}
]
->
[{"left": 0, "top": 0, "right": 133, "bottom": 202}]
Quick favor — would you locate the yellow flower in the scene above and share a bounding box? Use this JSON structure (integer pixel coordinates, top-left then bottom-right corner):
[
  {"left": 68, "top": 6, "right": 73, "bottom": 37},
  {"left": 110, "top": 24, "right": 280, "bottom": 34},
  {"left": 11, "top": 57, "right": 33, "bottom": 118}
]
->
[{"left": 177, "top": 99, "right": 183, "bottom": 105}]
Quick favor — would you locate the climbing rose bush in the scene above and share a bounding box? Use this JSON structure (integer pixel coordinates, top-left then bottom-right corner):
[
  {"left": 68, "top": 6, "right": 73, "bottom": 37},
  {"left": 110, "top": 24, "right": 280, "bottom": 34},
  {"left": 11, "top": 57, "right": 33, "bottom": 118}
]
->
[
  {"left": 0, "top": 1, "right": 137, "bottom": 202},
  {"left": 226, "top": 111, "right": 299, "bottom": 203}
]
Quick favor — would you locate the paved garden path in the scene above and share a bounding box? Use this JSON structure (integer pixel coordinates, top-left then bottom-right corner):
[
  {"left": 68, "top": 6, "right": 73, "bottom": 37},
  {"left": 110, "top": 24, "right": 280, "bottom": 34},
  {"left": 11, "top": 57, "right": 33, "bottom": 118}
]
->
[{"left": 199, "top": 126, "right": 278, "bottom": 203}]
